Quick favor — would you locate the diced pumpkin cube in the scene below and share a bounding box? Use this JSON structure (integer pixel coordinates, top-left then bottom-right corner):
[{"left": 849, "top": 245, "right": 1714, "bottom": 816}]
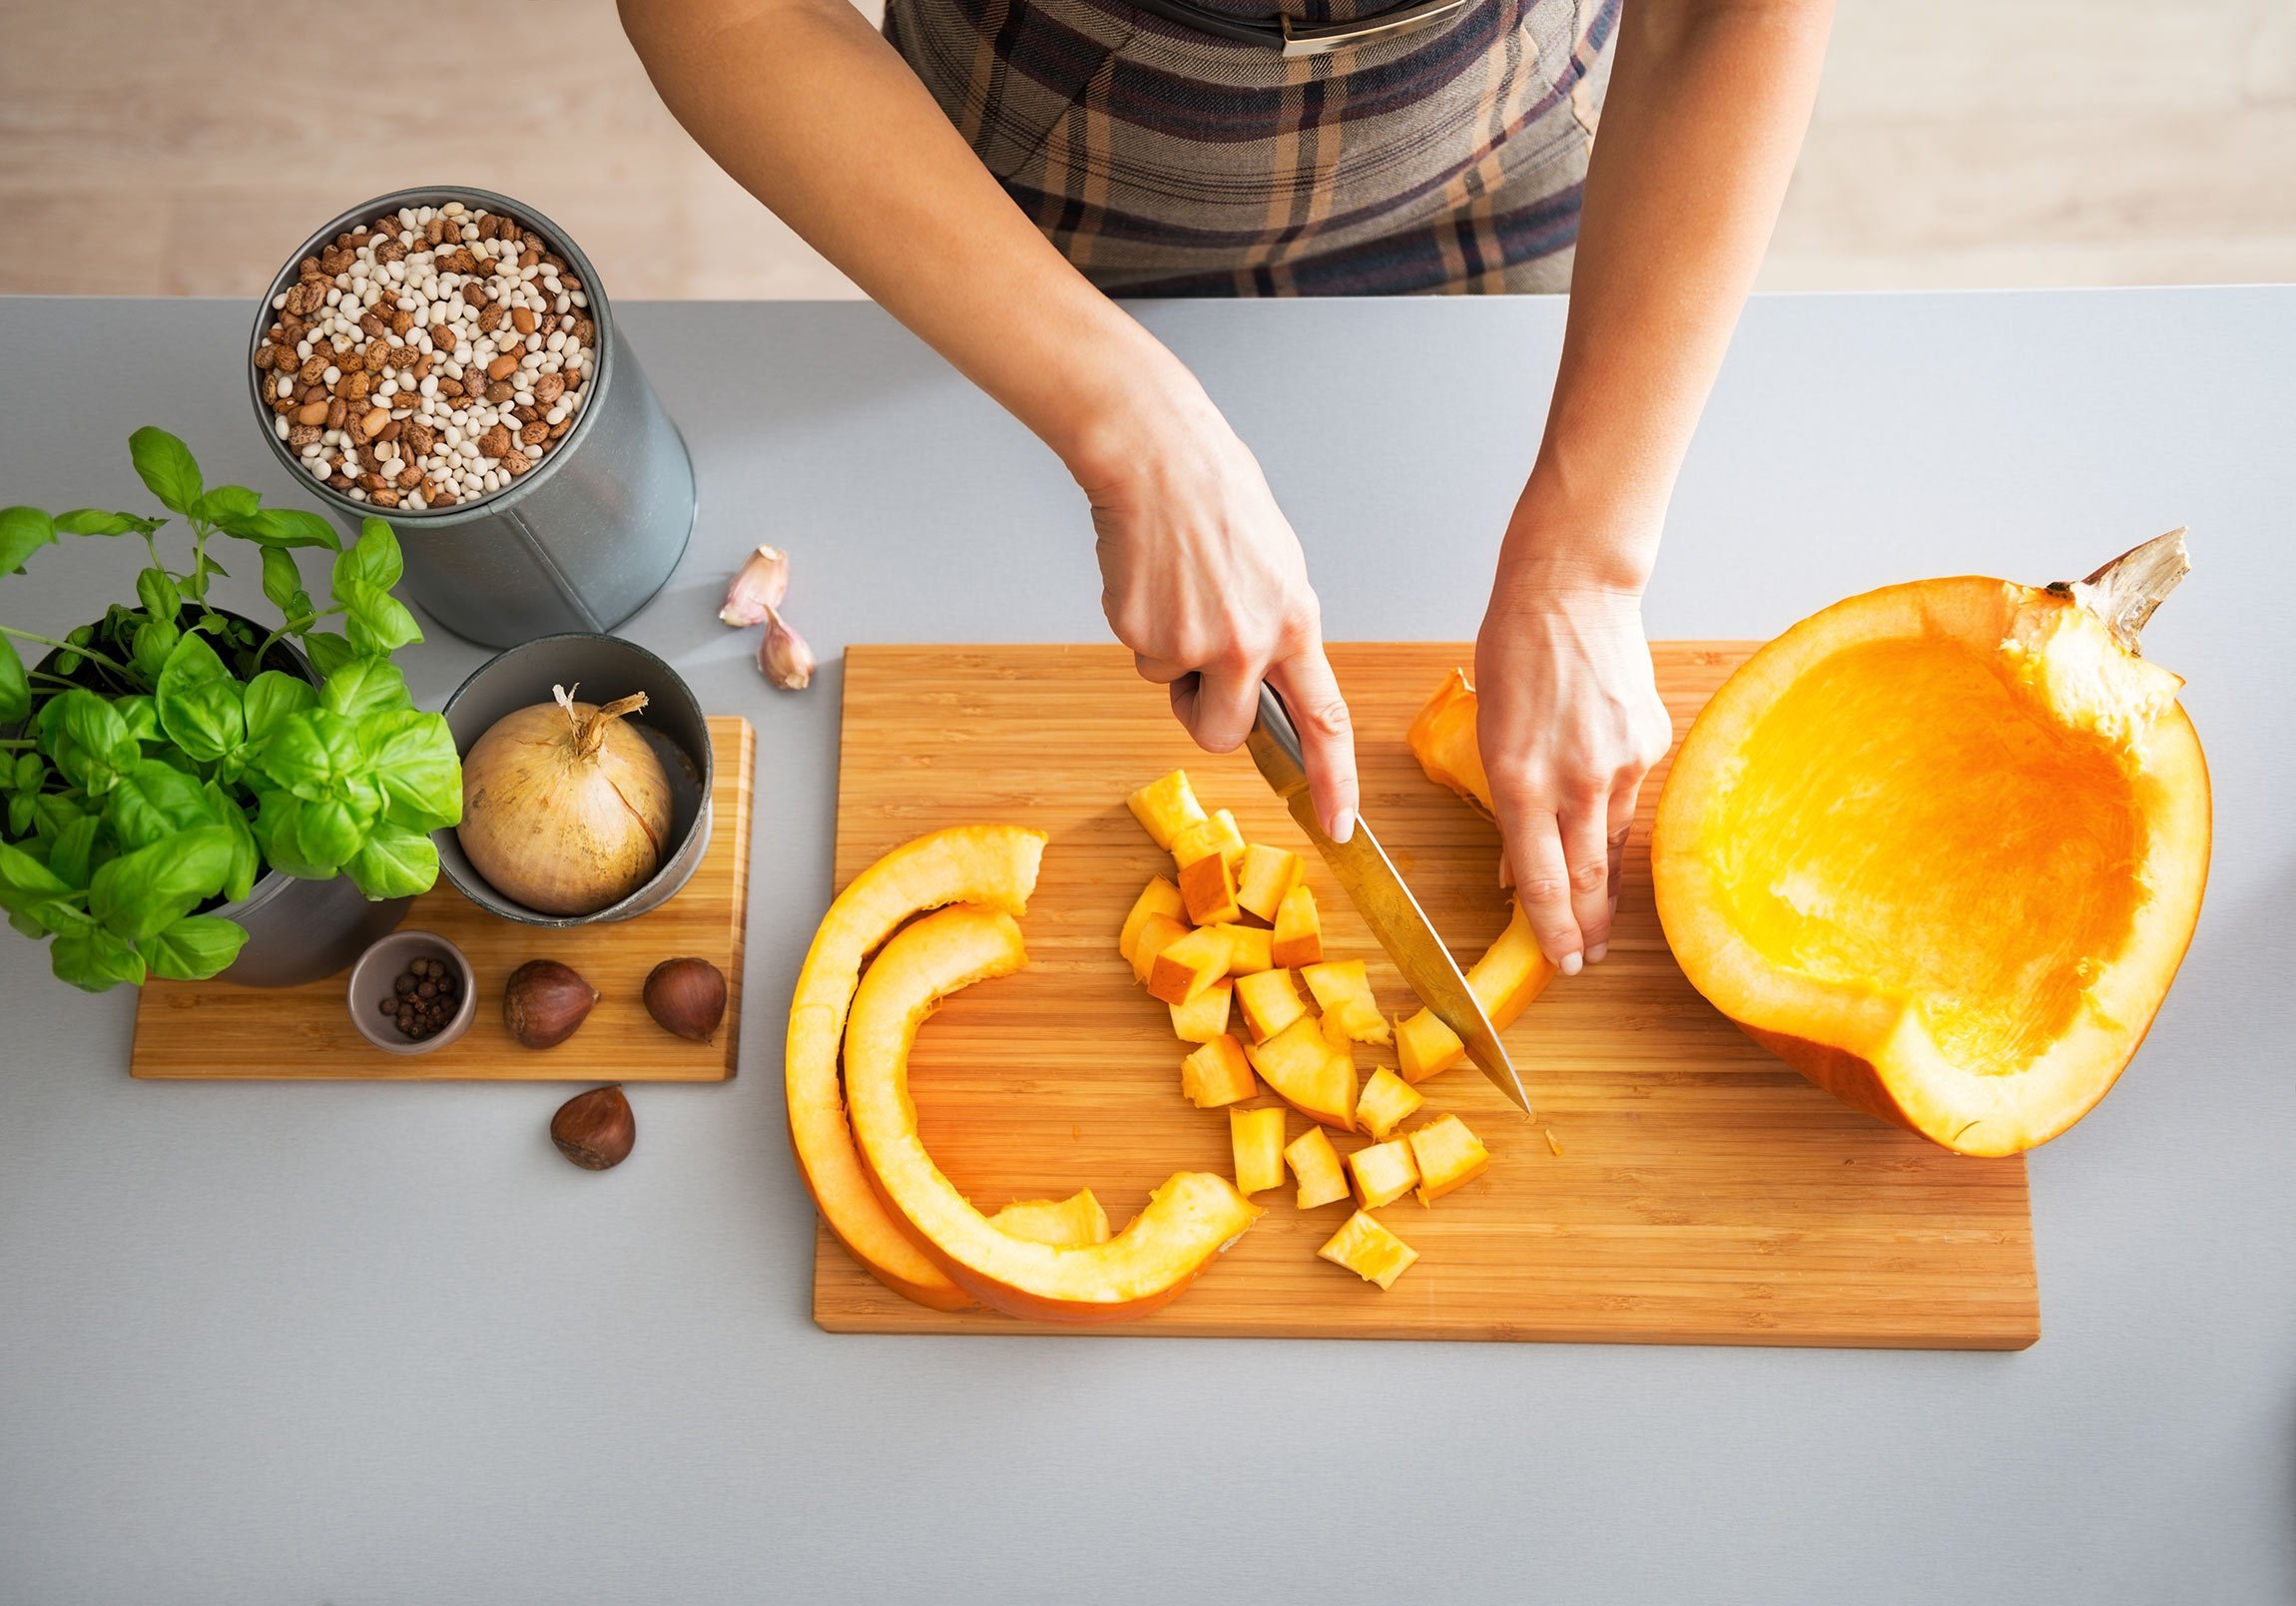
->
[
  {"left": 1180, "top": 1034, "right": 1258, "bottom": 1109},
  {"left": 1212, "top": 923, "right": 1274, "bottom": 976},
  {"left": 1355, "top": 1066, "right": 1426, "bottom": 1142},
  {"left": 1235, "top": 967, "right": 1307, "bottom": 1043},
  {"left": 1230, "top": 1105, "right": 1287, "bottom": 1197},
  {"left": 1235, "top": 842, "right": 1302, "bottom": 923},
  {"left": 1347, "top": 1138, "right": 1421, "bottom": 1211},
  {"left": 1119, "top": 876, "right": 1186, "bottom": 967},
  {"left": 1318, "top": 1210, "right": 1419, "bottom": 1291},
  {"left": 1177, "top": 848, "right": 1243, "bottom": 925},
  {"left": 989, "top": 1189, "right": 1111, "bottom": 1248},
  {"left": 1148, "top": 925, "right": 1231, "bottom": 1006},
  {"left": 1395, "top": 1007, "right": 1465, "bottom": 1084},
  {"left": 1128, "top": 770, "right": 1208, "bottom": 850},
  {"left": 1408, "top": 1114, "right": 1491, "bottom": 1204},
  {"left": 1170, "top": 978, "right": 1233, "bottom": 1043},
  {"left": 1271, "top": 882, "right": 1323, "bottom": 968},
  {"left": 1395, "top": 902, "right": 1554, "bottom": 1082},
  {"left": 1302, "top": 959, "right": 1392, "bottom": 1044},
  {"left": 1170, "top": 808, "right": 1246, "bottom": 874},
  {"left": 1283, "top": 1126, "right": 1352, "bottom": 1210},
  {"left": 1243, "top": 1015, "right": 1357, "bottom": 1130},
  {"left": 1131, "top": 913, "right": 1193, "bottom": 987}
]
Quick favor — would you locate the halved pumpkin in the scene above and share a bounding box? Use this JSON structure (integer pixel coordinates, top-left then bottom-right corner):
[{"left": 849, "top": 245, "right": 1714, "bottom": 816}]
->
[
  {"left": 845, "top": 904, "right": 1262, "bottom": 1322},
  {"left": 1652, "top": 535, "right": 2210, "bottom": 1156},
  {"left": 786, "top": 824, "right": 1047, "bottom": 1311}
]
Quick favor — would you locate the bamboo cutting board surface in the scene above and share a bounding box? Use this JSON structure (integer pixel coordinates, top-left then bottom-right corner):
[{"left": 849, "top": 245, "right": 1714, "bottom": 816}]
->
[
  {"left": 813, "top": 646, "right": 2039, "bottom": 1348},
  {"left": 130, "top": 716, "right": 754, "bottom": 1081}
]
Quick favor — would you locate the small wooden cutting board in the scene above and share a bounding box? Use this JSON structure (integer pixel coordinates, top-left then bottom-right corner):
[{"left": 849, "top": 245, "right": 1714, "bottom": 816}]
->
[
  {"left": 812, "top": 645, "right": 2039, "bottom": 1348},
  {"left": 130, "top": 716, "right": 754, "bottom": 1082}
]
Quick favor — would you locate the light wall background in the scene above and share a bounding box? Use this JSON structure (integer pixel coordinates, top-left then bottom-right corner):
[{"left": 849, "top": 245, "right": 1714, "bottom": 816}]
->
[{"left": 2, "top": 0, "right": 2291, "bottom": 298}]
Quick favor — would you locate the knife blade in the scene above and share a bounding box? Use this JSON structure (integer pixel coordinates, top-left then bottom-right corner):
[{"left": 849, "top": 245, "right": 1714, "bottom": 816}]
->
[{"left": 1245, "top": 684, "right": 1533, "bottom": 1119}]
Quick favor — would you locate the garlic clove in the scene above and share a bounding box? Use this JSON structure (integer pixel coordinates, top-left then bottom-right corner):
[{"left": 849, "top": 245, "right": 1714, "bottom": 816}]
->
[
  {"left": 719, "top": 544, "right": 790, "bottom": 626},
  {"left": 759, "top": 603, "right": 816, "bottom": 691}
]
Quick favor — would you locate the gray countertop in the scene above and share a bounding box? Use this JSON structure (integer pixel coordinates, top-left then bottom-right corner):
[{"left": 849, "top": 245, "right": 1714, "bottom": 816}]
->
[{"left": 1, "top": 290, "right": 2290, "bottom": 1603}]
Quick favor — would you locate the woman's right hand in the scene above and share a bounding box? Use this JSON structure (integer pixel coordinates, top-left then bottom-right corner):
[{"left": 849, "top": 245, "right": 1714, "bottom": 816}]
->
[{"left": 1069, "top": 380, "right": 1361, "bottom": 843}]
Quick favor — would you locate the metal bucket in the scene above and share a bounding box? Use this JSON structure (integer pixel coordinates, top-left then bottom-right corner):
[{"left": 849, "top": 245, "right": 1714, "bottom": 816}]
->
[
  {"left": 247, "top": 185, "right": 696, "bottom": 649},
  {"left": 434, "top": 633, "right": 713, "bottom": 927}
]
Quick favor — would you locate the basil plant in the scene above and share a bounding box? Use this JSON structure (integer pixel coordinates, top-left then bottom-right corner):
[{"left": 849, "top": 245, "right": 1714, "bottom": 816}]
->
[{"left": 0, "top": 428, "right": 461, "bottom": 992}]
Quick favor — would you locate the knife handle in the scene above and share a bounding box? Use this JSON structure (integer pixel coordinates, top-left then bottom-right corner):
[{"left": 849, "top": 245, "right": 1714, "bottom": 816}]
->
[{"left": 1247, "top": 683, "right": 1310, "bottom": 803}]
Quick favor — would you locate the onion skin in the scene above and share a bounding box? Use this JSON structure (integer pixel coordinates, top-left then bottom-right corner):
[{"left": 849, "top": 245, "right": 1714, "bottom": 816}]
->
[{"left": 458, "top": 688, "right": 676, "bottom": 916}]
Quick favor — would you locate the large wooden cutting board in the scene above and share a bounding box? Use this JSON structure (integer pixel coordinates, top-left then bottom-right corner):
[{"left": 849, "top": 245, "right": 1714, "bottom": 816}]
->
[{"left": 812, "top": 645, "right": 2038, "bottom": 1347}]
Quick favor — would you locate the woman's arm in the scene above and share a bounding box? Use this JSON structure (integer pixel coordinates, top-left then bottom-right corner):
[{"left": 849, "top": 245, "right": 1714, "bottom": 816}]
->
[
  {"left": 1478, "top": 0, "right": 1833, "bottom": 971},
  {"left": 620, "top": 0, "right": 1361, "bottom": 835}
]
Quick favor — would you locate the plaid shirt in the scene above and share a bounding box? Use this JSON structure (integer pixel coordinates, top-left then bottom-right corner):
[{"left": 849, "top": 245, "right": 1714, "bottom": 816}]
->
[{"left": 887, "top": 0, "right": 1617, "bottom": 294}]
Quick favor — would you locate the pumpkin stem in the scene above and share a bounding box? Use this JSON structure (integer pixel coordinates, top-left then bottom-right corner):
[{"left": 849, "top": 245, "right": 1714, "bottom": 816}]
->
[
  {"left": 2054, "top": 528, "right": 2189, "bottom": 657},
  {"left": 552, "top": 682, "right": 651, "bottom": 760}
]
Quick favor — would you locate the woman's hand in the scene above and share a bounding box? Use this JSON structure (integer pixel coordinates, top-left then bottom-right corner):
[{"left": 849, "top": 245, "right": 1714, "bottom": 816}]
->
[
  {"left": 1475, "top": 559, "right": 1673, "bottom": 974},
  {"left": 1071, "top": 380, "right": 1361, "bottom": 842}
]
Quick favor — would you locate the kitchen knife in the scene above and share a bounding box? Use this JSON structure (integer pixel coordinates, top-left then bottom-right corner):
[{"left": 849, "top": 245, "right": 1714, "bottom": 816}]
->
[{"left": 1245, "top": 684, "right": 1533, "bottom": 1118}]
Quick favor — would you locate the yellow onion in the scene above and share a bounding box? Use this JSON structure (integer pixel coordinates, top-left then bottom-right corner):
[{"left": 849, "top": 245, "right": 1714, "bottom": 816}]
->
[{"left": 458, "top": 685, "right": 675, "bottom": 915}]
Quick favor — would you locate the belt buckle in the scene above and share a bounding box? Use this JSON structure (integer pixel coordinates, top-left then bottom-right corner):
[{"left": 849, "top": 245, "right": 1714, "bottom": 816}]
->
[{"left": 1279, "top": 0, "right": 1469, "bottom": 56}]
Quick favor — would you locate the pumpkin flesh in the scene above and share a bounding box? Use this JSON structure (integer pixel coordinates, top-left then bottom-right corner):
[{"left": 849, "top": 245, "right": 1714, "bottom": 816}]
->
[{"left": 1654, "top": 566, "right": 2208, "bottom": 1156}]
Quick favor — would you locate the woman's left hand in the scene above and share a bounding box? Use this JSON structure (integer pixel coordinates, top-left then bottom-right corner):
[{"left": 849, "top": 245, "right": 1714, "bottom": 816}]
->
[{"left": 1473, "top": 560, "right": 1674, "bottom": 975}]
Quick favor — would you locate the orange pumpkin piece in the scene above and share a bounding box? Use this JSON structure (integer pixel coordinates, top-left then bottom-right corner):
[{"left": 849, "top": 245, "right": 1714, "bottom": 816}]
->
[
  {"left": 1211, "top": 922, "right": 1275, "bottom": 976},
  {"left": 1234, "top": 966, "right": 1307, "bottom": 1043},
  {"left": 1319, "top": 1210, "right": 1419, "bottom": 1291},
  {"left": 1243, "top": 1015, "right": 1358, "bottom": 1130},
  {"left": 1284, "top": 1126, "right": 1352, "bottom": 1210},
  {"left": 1235, "top": 842, "right": 1302, "bottom": 923},
  {"left": 1354, "top": 1067, "right": 1425, "bottom": 1143},
  {"left": 1230, "top": 1105, "right": 1288, "bottom": 1197},
  {"left": 1130, "top": 912, "right": 1192, "bottom": 987},
  {"left": 1148, "top": 924, "right": 1232, "bottom": 1006},
  {"left": 1394, "top": 901, "right": 1556, "bottom": 1084},
  {"left": 1180, "top": 1034, "right": 1258, "bottom": 1109},
  {"left": 990, "top": 1190, "right": 1112, "bottom": 1248},
  {"left": 1127, "top": 769, "right": 1208, "bottom": 850},
  {"left": 1647, "top": 535, "right": 2210, "bottom": 1156},
  {"left": 1169, "top": 978, "right": 1234, "bottom": 1044},
  {"left": 1347, "top": 1138, "right": 1422, "bottom": 1210},
  {"left": 1271, "top": 883, "right": 1323, "bottom": 968},
  {"left": 1407, "top": 1114, "right": 1490, "bottom": 1204},
  {"left": 1118, "top": 875, "right": 1186, "bottom": 970}
]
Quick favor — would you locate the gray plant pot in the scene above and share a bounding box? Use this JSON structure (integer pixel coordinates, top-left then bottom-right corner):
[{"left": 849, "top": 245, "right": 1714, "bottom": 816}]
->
[
  {"left": 435, "top": 632, "right": 713, "bottom": 927},
  {"left": 247, "top": 184, "right": 697, "bottom": 649}
]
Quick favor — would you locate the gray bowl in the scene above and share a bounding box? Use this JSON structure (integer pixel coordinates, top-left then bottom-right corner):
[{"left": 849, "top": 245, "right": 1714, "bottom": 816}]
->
[
  {"left": 435, "top": 633, "right": 712, "bottom": 926},
  {"left": 346, "top": 929, "right": 477, "bottom": 1055}
]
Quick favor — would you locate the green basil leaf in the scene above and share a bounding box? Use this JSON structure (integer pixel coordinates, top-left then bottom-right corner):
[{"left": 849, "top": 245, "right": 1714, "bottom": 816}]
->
[
  {"left": 0, "top": 837, "right": 70, "bottom": 902},
  {"left": 194, "top": 485, "right": 261, "bottom": 526},
  {"left": 260, "top": 708, "right": 362, "bottom": 802},
  {"left": 6, "top": 795, "right": 31, "bottom": 837},
  {"left": 346, "top": 820, "right": 438, "bottom": 901},
  {"left": 105, "top": 759, "right": 220, "bottom": 851},
  {"left": 254, "top": 792, "right": 332, "bottom": 878},
  {"left": 0, "top": 633, "right": 27, "bottom": 724},
  {"left": 294, "top": 797, "right": 364, "bottom": 870},
  {"left": 136, "top": 566, "right": 181, "bottom": 623},
  {"left": 158, "top": 629, "right": 228, "bottom": 688},
  {"left": 365, "top": 710, "right": 463, "bottom": 829},
  {"left": 114, "top": 695, "right": 160, "bottom": 746},
  {"left": 47, "top": 813, "right": 100, "bottom": 888},
  {"left": 51, "top": 924, "right": 147, "bottom": 991},
  {"left": 145, "top": 913, "right": 249, "bottom": 981},
  {"left": 338, "top": 581, "right": 422, "bottom": 656},
  {"left": 88, "top": 823, "right": 232, "bottom": 943},
  {"left": 205, "top": 782, "right": 259, "bottom": 902},
  {"left": 334, "top": 518, "right": 404, "bottom": 592},
  {"left": 242, "top": 670, "right": 317, "bottom": 747},
  {"left": 51, "top": 508, "right": 144, "bottom": 538},
  {"left": 12, "top": 753, "right": 40, "bottom": 793},
  {"left": 57, "top": 691, "right": 136, "bottom": 796},
  {"left": 33, "top": 793, "right": 85, "bottom": 839},
  {"left": 129, "top": 618, "right": 179, "bottom": 681},
  {"left": 0, "top": 505, "right": 57, "bottom": 573},
  {"left": 156, "top": 667, "right": 244, "bottom": 765},
  {"left": 128, "top": 427, "right": 203, "bottom": 515},
  {"left": 300, "top": 631, "right": 356, "bottom": 678},
  {"left": 259, "top": 547, "right": 305, "bottom": 615},
  {"left": 320, "top": 657, "right": 410, "bottom": 721},
  {"left": 241, "top": 507, "right": 340, "bottom": 551}
]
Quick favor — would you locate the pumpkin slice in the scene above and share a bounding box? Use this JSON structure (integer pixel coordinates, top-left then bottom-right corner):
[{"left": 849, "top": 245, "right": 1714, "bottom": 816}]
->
[
  {"left": 1319, "top": 1211, "right": 1419, "bottom": 1290},
  {"left": 1393, "top": 902, "right": 1556, "bottom": 1084},
  {"left": 1244, "top": 1015, "right": 1358, "bottom": 1130},
  {"left": 1230, "top": 1106, "right": 1287, "bottom": 1197},
  {"left": 1347, "top": 1138, "right": 1422, "bottom": 1210},
  {"left": 1180, "top": 1034, "right": 1258, "bottom": 1109},
  {"left": 846, "top": 904, "right": 1262, "bottom": 1322},
  {"left": 1650, "top": 534, "right": 2210, "bottom": 1155},
  {"left": 1284, "top": 1126, "right": 1352, "bottom": 1209},
  {"left": 990, "top": 1190, "right": 1112, "bottom": 1248},
  {"left": 1169, "top": 977, "right": 1234, "bottom": 1044},
  {"left": 786, "top": 824, "right": 1046, "bottom": 1312},
  {"left": 1355, "top": 1067, "right": 1425, "bottom": 1142}
]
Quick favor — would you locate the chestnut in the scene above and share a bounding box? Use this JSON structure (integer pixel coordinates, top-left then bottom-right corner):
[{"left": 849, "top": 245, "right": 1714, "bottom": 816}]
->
[
  {"left": 551, "top": 1084, "right": 635, "bottom": 1171},
  {"left": 644, "top": 956, "right": 727, "bottom": 1044},
  {"left": 502, "top": 958, "right": 600, "bottom": 1050}
]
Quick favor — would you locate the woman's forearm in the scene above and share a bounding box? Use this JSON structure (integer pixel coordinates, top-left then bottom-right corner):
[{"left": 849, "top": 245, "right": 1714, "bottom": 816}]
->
[
  {"left": 619, "top": 0, "right": 1194, "bottom": 473},
  {"left": 1504, "top": 0, "right": 1833, "bottom": 591}
]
